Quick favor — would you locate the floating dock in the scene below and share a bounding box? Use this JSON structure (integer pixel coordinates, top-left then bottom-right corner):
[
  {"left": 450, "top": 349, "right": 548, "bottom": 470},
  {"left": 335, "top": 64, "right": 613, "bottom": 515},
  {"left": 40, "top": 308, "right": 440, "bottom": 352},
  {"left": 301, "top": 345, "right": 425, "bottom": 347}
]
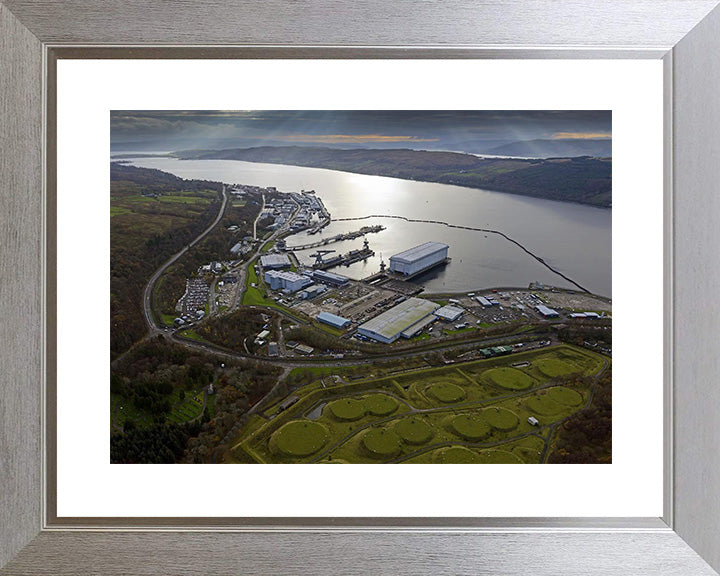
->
[{"left": 313, "top": 247, "right": 375, "bottom": 270}]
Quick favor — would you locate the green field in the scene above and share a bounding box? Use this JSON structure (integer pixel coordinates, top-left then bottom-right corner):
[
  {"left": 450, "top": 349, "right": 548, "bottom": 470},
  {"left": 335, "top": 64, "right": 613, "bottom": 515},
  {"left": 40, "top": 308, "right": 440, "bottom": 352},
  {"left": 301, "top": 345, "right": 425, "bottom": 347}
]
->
[
  {"left": 230, "top": 344, "right": 607, "bottom": 464},
  {"left": 110, "top": 206, "right": 132, "bottom": 217}
]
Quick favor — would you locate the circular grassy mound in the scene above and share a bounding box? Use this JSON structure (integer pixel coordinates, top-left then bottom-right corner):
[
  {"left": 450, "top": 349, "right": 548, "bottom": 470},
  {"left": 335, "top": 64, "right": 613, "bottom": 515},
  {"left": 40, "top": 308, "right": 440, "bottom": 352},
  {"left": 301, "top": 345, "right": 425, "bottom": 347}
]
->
[
  {"left": 451, "top": 414, "right": 491, "bottom": 441},
  {"left": 434, "top": 446, "right": 482, "bottom": 463},
  {"left": 428, "top": 382, "right": 465, "bottom": 403},
  {"left": 482, "top": 407, "right": 519, "bottom": 431},
  {"left": 548, "top": 386, "right": 583, "bottom": 407},
  {"left": 362, "top": 428, "right": 402, "bottom": 459},
  {"left": 364, "top": 394, "right": 398, "bottom": 416},
  {"left": 526, "top": 395, "right": 564, "bottom": 416},
  {"left": 328, "top": 398, "right": 366, "bottom": 421},
  {"left": 536, "top": 358, "right": 578, "bottom": 378},
  {"left": 485, "top": 367, "right": 534, "bottom": 390},
  {"left": 394, "top": 417, "right": 434, "bottom": 445},
  {"left": 272, "top": 420, "right": 328, "bottom": 457},
  {"left": 477, "top": 449, "right": 524, "bottom": 464}
]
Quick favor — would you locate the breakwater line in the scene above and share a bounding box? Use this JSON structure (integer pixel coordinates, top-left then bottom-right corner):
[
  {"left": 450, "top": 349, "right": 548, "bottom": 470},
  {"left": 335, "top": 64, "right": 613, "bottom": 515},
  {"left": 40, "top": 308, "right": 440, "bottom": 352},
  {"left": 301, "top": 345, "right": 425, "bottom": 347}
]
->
[{"left": 333, "top": 214, "right": 591, "bottom": 293}]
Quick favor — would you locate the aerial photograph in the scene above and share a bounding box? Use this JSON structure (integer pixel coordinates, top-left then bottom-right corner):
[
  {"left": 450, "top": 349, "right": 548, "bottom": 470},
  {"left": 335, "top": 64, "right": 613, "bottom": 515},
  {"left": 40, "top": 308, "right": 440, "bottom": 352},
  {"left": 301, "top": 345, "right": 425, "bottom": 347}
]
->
[{"left": 110, "top": 110, "right": 612, "bottom": 464}]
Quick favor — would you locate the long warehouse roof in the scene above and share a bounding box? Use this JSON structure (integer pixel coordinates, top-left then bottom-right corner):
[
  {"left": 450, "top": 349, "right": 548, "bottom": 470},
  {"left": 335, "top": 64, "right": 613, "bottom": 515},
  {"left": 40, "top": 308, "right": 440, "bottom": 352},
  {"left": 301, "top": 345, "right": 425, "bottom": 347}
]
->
[
  {"left": 390, "top": 241, "right": 448, "bottom": 263},
  {"left": 359, "top": 298, "right": 439, "bottom": 340}
]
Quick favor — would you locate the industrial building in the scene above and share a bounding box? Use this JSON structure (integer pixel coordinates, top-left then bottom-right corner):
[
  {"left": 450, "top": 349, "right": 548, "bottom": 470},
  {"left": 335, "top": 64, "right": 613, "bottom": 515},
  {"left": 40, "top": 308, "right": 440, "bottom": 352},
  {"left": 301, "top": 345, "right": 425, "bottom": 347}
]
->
[
  {"left": 357, "top": 297, "right": 440, "bottom": 344},
  {"left": 535, "top": 304, "right": 560, "bottom": 318},
  {"left": 569, "top": 311, "right": 602, "bottom": 319},
  {"left": 265, "top": 270, "right": 312, "bottom": 292},
  {"left": 312, "top": 269, "right": 350, "bottom": 287},
  {"left": 389, "top": 242, "right": 449, "bottom": 276},
  {"left": 298, "top": 284, "right": 327, "bottom": 300},
  {"left": 317, "top": 312, "right": 351, "bottom": 329},
  {"left": 434, "top": 305, "right": 464, "bottom": 322},
  {"left": 260, "top": 253, "right": 291, "bottom": 269},
  {"left": 400, "top": 315, "right": 436, "bottom": 339}
]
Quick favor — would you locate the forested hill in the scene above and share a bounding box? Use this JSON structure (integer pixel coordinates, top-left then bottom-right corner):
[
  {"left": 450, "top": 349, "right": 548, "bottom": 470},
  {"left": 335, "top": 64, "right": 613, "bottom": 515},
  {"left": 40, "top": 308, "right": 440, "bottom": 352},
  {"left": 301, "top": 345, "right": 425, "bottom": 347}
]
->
[{"left": 174, "top": 147, "right": 612, "bottom": 208}]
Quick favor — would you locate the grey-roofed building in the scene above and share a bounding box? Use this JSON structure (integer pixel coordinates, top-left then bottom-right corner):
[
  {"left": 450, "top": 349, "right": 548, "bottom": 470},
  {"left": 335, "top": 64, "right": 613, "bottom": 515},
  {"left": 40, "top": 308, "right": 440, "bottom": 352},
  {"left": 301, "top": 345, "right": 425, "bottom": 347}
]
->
[
  {"left": 535, "top": 304, "right": 560, "bottom": 318},
  {"left": 298, "top": 284, "right": 327, "bottom": 300},
  {"left": 434, "top": 304, "right": 464, "bottom": 322},
  {"left": 476, "top": 296, "right": 493, "bottom": 307},
  {"left": 400, "top": 315, "right": 436, "bottom": 339},
  {"left": 358, "top": 297, "right": 440, "bottom": 344},
  {"left": 312, "top": 269, "right": 350, "bottom": 287},
  {"left": 265, "top": 270, "right": 312, "bottom": 292},
  {"left": 317, "top": 312, "right": 351, "bottom": 329},
  {"left": 389, "top": 242, "right": 449, "bottom": 276},
  {"left": 260, "top": 253, "right": 291, "bottom": 269}
]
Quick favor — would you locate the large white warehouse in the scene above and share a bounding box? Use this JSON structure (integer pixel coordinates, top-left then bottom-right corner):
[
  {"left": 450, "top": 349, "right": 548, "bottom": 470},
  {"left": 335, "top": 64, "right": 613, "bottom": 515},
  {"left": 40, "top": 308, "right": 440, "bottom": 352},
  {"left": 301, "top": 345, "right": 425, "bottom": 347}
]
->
[
  {"left": 265, "top": 270, "right": 312, "bottom": 292},
  {"left": 357, "top": 297, "right": 440, "bottom": 344},
  {"left": 389, "top": 242, "right": 449, "bottom": 276}
]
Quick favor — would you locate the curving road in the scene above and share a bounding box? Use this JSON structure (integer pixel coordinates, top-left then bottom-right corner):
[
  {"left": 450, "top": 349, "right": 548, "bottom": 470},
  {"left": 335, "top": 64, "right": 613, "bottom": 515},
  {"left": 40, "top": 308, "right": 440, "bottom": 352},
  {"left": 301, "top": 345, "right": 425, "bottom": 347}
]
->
[{"left": 142, "top": 185, "right": 228, "bottom": 333}]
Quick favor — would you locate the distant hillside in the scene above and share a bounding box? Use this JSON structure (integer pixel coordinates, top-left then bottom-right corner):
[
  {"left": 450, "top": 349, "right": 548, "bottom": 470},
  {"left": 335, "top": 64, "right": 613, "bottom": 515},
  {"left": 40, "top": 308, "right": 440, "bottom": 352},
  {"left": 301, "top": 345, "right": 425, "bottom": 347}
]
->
[
  {"left": 175, "top": 146, "right": 612, "bottom": 207},
  {"left": 484, "top": 138, "right": 612, "bottom": 159}
]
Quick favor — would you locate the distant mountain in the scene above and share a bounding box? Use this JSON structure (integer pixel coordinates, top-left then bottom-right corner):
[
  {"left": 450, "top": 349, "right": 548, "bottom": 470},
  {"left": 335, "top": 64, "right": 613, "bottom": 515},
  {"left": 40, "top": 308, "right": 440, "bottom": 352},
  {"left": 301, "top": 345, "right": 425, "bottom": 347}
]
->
[
  {"left": 483, "top": 139, "right": 612, "bottom": 159},
  {"left": 174, "top": 146, "right": 611, "bottom": 208}
]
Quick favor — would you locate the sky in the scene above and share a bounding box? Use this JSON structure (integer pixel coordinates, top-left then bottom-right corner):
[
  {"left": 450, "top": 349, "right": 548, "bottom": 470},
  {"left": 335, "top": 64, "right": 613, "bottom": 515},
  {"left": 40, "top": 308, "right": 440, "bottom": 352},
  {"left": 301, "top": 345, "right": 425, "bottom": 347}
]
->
[{"left": 110, "top": 110, "right": 611, "bottom": 154}]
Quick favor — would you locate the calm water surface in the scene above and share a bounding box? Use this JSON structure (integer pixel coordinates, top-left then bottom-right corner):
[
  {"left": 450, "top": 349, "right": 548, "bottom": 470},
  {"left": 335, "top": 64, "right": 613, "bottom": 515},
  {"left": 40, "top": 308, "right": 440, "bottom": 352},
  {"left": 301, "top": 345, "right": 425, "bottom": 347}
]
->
[{"left": 124, "top": 157, "right": 611, "bottom": 296}]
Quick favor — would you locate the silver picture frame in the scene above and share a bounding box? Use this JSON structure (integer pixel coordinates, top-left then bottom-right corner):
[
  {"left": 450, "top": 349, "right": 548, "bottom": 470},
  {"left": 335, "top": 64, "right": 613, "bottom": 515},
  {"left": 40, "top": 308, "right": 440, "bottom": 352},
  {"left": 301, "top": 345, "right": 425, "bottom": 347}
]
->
[{"left": 2, "top": 1, "right": 720, "bottom": 574}]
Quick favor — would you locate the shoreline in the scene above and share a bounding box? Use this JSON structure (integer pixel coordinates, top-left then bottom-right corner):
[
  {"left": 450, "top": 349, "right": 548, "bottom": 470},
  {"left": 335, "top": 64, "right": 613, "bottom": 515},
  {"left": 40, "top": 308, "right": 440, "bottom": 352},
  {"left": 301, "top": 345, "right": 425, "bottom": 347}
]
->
[{"left": 111, "top": 153, "right": 612, "bottom": 210}]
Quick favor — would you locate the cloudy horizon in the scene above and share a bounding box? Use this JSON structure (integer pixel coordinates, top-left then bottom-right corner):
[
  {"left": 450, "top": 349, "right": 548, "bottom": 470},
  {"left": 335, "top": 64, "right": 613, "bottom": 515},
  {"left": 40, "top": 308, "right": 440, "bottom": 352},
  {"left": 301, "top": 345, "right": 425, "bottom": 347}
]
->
[{"left": 111, "top": 110, "right": 611, "bottom": 156}]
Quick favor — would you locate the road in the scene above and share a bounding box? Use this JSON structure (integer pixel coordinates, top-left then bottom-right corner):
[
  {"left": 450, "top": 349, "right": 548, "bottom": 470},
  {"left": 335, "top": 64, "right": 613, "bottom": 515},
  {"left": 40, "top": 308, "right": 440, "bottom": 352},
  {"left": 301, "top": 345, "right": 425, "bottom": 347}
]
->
[
  {"left": 169, "top": 326, "right": 557, "bottom": 369},
  {"left": 253, "top": 193, "right": 265, "bottom": 240},
  {"left": 141, "top": 185, "right": 229, "bottom": 333},
  {"left": 228, "top": 196, "right": 301, "bottom": 312}
]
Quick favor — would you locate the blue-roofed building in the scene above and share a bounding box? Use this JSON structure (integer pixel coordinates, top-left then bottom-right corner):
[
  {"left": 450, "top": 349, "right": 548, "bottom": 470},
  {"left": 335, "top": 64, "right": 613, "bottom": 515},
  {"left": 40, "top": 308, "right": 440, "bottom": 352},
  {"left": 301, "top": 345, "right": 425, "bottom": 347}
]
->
[{"left": 317, "top": 312, "right": 351, "bottom": 329}]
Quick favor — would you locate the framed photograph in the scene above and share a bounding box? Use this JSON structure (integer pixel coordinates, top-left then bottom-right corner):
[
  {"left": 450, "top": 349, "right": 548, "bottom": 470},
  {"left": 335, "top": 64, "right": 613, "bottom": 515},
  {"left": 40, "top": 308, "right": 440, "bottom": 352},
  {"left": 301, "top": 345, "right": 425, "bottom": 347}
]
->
[{"left": 2, "top": 1, "right": 720, "bottom": 574}]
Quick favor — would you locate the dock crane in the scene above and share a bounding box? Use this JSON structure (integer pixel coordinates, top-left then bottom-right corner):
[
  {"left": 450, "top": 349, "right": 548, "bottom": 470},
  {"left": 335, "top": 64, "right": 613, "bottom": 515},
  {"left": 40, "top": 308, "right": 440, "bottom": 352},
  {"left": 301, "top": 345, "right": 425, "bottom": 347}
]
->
[{"left": 310, "top": 249, "right": 335, "bottom": 266}]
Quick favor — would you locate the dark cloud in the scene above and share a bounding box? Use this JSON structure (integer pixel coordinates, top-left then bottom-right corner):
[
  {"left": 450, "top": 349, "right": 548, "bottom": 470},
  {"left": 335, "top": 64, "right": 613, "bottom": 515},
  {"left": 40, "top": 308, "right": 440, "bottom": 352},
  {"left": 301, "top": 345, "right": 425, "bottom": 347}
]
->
[{"left": 110, "top": 110, "right": 611, "bottom": 153}]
